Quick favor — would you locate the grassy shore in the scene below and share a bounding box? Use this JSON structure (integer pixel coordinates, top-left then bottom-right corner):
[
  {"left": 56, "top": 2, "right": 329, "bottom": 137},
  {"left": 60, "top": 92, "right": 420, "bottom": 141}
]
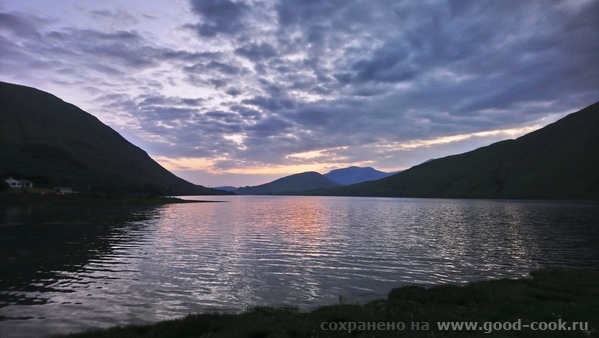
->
[{"left": 55, "top": 268, "right": 598, "bottom": 337}]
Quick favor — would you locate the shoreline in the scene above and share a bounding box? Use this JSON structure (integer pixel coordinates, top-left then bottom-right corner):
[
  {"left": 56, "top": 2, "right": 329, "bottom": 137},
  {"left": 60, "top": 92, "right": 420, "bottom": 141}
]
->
[
  {"left": 0, "top": 193, "right": 225, "bottom": 206},
  {"left": 55, "top": 267, "right": 598, "bottom": 337}
]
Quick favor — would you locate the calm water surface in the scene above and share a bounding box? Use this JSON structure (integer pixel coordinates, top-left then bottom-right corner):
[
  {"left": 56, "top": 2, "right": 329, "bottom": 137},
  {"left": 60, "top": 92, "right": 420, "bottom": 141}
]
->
[{"left": 1, "top": 196, "right": 598, "bottom": 337}]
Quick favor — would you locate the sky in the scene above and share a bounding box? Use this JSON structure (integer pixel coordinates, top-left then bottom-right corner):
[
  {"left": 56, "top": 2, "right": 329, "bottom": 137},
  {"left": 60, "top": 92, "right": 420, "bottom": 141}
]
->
[{"left": 1, "top": 0, "right": 598, "bottom": 187}]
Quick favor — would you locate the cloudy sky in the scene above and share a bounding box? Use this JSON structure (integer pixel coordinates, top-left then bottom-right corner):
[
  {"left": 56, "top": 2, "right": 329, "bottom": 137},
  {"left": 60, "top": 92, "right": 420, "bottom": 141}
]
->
[{"left": 1, "top": 0, "right": 598, "bottom": 187}]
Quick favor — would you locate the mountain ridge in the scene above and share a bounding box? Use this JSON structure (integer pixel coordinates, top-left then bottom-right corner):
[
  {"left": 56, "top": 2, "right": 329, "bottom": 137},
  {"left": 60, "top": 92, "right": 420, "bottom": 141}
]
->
[
  {"left": 235, "top": 171, "right": 340, "bottom": 195},
  {"left": 0, "top": 81, "right": 228, "bottom": 195},
  {"left": 324, "top": 166, "right": 397, "bottom": 185},
  {"left": 303, "top": 101, "right": 599, "bottom": 199}
]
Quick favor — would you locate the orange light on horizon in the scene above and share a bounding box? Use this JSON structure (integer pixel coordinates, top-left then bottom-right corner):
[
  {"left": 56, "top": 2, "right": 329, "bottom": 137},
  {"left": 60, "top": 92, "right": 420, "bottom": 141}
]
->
[
  {"left": 285, "top": 146, "right": 349, "bottom": 160},
  {"left": 154, "top": 155, "right": 376, "bottom": 176},
  {"left": 153, "top": 124, "right": 541, "bottom": 177},
  {"left": 154, "top": 156, "right": 218, "bottom": 171},
  {"left": 376, "top": 125, "right": 542, "bottom": 151}
]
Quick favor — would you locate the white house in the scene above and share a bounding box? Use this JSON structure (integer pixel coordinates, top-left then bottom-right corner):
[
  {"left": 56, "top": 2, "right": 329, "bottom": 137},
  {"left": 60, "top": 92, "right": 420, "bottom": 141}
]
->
[{"left": 4, "top": 177, "right": 33, "bottom": 188}]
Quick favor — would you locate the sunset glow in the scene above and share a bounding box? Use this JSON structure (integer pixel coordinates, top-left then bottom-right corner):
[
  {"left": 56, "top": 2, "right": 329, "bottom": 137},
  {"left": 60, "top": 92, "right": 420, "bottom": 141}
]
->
[{"left": 1, "top": 0, "right": 596, "bottom": 187}]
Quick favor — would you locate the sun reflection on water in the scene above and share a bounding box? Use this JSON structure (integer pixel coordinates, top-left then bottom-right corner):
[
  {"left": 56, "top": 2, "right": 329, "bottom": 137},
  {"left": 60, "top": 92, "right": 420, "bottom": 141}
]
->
[{"left": 1, "top": 197, "right": 598, "bottom": 338}]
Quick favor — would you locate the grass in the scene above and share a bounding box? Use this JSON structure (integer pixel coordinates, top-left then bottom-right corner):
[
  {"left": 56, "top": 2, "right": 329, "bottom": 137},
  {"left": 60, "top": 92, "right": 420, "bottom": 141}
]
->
[
  {"left": 0, "top": 187, "right": 55, "bottom": 194},
  {"left": 54, "top": 268, "right": 598, "bottom": 337}
]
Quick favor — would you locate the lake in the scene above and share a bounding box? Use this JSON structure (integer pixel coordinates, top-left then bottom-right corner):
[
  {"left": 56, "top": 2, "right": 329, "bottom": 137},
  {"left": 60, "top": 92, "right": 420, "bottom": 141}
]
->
[{"left": 1, "top": 196, "right": 598, "bottom": 337}]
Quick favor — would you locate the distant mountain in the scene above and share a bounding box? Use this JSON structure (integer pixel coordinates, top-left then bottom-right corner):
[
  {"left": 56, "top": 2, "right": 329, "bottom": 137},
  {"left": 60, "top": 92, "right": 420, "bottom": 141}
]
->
[
  {"left": 236, "top": 171, "right": 340, "bottom": 195},
  {"left": 324, "top": 166, "right": 397, "bottom": 185},
  {"left": 0, "top": 81, "right": 229, "bottom": 195},
  {"left": 311, "top": 101, "right": 599, "bottom": 199},
  {"left": 214, "top": 186, "right": 238, "bottom": 192}
]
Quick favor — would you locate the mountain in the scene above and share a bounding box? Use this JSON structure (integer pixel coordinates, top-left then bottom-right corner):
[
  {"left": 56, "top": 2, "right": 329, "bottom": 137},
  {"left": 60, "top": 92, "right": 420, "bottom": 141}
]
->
[
  {"left": 324, "top": 166, "right": 397, "bottom": 185},
  {"left": 214, "top": 186, "right": 238, "bottom": 192},
  {"left": 235, "top": 171, "right": 341, "bottom": 195},
  {"left": 0, "top": 81, "right": 229, "bottom": 195},
  {"left": 312, "top": 101, "right": 599, "bottom": 199}
]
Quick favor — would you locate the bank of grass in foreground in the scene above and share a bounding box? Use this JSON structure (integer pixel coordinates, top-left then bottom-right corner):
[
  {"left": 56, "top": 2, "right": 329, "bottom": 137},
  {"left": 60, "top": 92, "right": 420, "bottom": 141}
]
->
[{"left": 56, "top": 268, "right": 598, "bottom": 338}]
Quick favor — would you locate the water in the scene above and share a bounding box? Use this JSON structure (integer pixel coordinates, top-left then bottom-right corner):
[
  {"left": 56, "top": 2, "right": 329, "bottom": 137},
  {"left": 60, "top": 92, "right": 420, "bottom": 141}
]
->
[{"left": 1, "top": 196, "right": 598, "bottom": 337}]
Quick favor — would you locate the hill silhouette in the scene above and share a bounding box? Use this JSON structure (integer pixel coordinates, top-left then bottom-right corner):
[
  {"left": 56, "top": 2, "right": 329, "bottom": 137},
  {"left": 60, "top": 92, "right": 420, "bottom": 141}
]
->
[
  {"left": 324, "top": 166, "right": 396, "bottom": 185},
  {"left": 0, "top": 81, "right": 227, "bottom": 195},
  {"left": 236, "top": 171, "right": 340, "bottom": 195},
  {"left": 311, "top": 101, "right": 599, "bottom": 199}
]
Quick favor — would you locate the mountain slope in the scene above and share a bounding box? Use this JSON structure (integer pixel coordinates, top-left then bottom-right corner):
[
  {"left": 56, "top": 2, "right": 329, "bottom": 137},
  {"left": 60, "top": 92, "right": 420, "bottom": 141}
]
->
[
  {"left": 324, "top": 166, "right": 396, "bottom": 185},
  {"left": 0, "top": 81, "right": 227, "bottom": 195},
  {"left": 236, "top": 171, "right": 340, "bottom": 195},
  {"left": 315, "top": 101, "right": 599, "bottom": 199},
  {"left": 213, "top": 186, "right": 238, "bottom": 192}
]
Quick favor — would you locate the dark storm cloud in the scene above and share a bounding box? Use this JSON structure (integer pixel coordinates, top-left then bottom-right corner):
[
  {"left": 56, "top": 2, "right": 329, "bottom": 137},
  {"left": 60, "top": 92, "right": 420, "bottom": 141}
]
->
[
  {"left": 185, "top": 60, "right": 247, "bottom": 76},
  {"left": 226, "top": 88, "right": 242, "bottom": 97},
  {"left": 276, "top": 0, "right": 352, "bottom": 28},
  {"left": 205, "top": 110, "right": 241, "bottom": 124},
  {"left": 292, "top": 107, "right": 335, "bottom": 128},
  {"left": 136, "top": 95, "right": 205, "bottom": 107},
  {"left": 0, "top": 12, "right": 44, "bottom": 39},
  {"left": 2, "top": 0, "right": 598, "bottom": 175},
  {"left": 188, "top": 0, "right": 250, "bottom": 37},
  {"left": 351, "top": 54, "right": 418, "bottom": 84},
  {"left": 161, "top": 50, "right": 223, "bottom": 62},
  {"left": 0, "top": 12, "right": 51, "bottom": 72},
  {"left": 247, "top": 115, "right": 293, "bottom": 137},
  {"left": 182, "top": 59, "right": 251, "bottom": 88},
  {"left": 0, "top": 10, "right": 221, "bottom": 81},
  {"left": 230, "top": 104, "right": 262, "bottom": 119},
  {"left": 241, "top": 95, "right": 295, "bottom": 113},
  {"left": 54, "top": 30, "right": 163, "bottom": 68},
  {"left": 234, "top": 42, "right": 278, "bottom": 61},
  {"left": 97, "top": 92, "right": 249, "bottom": 158},
  {"left": 209, "top": 79, "right": 226, "bottom": 88},
  {"left": 206, "top": 61, "right": 244, "bottom": 75},
  {"left": 222, "top": 0, "right": 598, "bottom": 167}
]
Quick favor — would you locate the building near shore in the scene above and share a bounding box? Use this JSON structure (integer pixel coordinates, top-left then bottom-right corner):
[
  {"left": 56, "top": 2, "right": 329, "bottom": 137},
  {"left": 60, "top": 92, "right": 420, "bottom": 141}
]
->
[
  {"left": 4, "top": 177, "right": 33, "bottom": 188},
  {"left": 54, "top": 187, "right": 75, "bottom": 194}
]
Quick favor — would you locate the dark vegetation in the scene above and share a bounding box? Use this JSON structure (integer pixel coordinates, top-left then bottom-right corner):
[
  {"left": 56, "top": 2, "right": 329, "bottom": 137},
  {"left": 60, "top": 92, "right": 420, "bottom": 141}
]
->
[
  {"left": 0, "top": 81, "right": 229, "bottom": 196},
  {"left": 231, "top": 167, "right": 396, "bottom": 194},
  {"left": 213, "top": 186, "right": 238, "bottom": 192},
  {"left": 57, "top": 268, "right": 598, "bottom": 337},
  {"left": 5, "top": 80, "right": 596, "bottom": 199},
  {"left": 308, "top": 101, "right": 599, "bottom": 199},
  {"left": 324, "top": 166, "right": 397, "bottom": 185},
  {"left": 236, "top": 171, "right": 340, "bottom": 195}
]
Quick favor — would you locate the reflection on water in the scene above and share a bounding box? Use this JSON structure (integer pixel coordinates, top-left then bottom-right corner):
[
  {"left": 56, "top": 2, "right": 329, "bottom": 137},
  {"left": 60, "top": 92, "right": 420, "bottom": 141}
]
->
[{"left": 1, "top": 196, "right": 598, "bottom": 337}]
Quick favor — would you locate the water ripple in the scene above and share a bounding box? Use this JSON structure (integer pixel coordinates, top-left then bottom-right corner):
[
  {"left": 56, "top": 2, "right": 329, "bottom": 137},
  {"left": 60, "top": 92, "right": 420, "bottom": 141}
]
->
[{"left": 1, "top": 197, "right": 599, "bottom": 337}]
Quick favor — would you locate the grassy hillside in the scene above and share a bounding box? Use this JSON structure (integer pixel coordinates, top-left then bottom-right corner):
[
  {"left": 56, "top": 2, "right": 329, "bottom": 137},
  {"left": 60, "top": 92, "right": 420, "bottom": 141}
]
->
[
  {"left": 236, "top": 171, "right": 340, "bottom": 194},
  {"left": 0, "top": 81, "right": 227, "bottom": 195},
  {"left": 315, "top": 101, "right": 599, "bottom": 199},
  {"left": 59, "top": 268, "right": 599, "bottom": 338},
  {"left": 324, "top": 166, "right": 396, "bottom": 185}
]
